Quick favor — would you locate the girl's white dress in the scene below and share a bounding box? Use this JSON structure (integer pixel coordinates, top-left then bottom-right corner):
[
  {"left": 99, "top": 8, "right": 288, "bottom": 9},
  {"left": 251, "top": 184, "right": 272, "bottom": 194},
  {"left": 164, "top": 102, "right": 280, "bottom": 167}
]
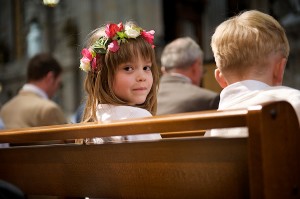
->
[{"left": 85, "top": 104, "right": 161, "bottom": 144}]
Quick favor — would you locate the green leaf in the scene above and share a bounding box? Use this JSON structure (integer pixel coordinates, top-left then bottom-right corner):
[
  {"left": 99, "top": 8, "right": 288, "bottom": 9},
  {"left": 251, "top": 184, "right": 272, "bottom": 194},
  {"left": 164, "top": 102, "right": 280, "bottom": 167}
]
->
[{"left": 92, "top": 37, "right": 110, "bottom": 54}]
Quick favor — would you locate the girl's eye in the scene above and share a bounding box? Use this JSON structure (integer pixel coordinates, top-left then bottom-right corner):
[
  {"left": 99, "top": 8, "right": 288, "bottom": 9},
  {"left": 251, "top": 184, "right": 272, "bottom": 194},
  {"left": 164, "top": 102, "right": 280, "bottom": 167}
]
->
[
  {"left": 123, "top": 66, "right": 133, "bottom": 71},
  {"left": 143, "top": 66, "right": 152, "bottom": 71}
]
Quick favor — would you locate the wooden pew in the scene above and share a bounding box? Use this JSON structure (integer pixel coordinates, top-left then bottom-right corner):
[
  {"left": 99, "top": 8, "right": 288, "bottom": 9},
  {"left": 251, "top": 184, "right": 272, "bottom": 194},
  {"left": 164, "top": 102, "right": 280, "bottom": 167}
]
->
[{"left": 0, "top": 101, "right": 299, "bottom": 199}]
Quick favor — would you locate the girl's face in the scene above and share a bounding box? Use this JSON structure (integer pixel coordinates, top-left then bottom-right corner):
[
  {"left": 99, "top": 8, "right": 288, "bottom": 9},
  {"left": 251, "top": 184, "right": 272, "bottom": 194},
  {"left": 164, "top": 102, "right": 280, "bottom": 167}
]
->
[{"left": 113, "top": 56, "right": 153, "bottom": 105}]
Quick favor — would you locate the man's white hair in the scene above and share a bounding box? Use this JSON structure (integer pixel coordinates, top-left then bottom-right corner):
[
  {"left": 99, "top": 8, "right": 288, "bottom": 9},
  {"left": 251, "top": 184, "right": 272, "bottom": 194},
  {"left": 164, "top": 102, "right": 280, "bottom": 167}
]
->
[{"left": 161, "top": 37, "right": 203, "bottom": 69}]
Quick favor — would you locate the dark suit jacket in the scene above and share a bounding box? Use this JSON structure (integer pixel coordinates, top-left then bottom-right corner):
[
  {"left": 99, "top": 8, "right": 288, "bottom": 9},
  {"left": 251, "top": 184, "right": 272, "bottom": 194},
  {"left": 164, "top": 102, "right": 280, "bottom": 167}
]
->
[{"left": 157, "top": 74, "right": 220, "bottom": 115}]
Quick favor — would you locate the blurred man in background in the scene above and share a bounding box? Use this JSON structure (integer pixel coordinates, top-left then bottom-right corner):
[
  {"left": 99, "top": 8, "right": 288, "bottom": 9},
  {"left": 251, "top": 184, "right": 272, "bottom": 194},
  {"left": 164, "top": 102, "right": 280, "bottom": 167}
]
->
[
  {"left": 0, "top": 53, "right": 67, "bottom": 129},
  {"left": 157, "top": 37, "right": 219, "bottom": 115}
]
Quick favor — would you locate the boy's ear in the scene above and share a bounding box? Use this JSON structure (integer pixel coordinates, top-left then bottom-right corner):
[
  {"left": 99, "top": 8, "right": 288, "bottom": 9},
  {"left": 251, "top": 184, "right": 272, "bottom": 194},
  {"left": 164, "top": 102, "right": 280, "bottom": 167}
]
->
[
  {"left": 273, "top": 57, "right": 286, "bottom": 86},
  {"left": 215, "top": 68, "right": 228, "bottom": 88}
]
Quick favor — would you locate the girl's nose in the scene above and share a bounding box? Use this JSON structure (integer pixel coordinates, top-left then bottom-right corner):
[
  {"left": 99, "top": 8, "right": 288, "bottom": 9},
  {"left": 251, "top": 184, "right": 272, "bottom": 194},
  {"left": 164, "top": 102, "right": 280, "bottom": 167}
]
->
[{"left": 137, "top": 71, "right": 146, "bottom": 82}]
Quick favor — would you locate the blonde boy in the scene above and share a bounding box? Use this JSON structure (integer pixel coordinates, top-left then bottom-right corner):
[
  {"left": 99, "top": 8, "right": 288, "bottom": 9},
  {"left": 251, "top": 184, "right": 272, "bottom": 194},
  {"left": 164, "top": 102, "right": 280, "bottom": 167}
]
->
[{"left": 206, "top": 10, "right": 300, "bottom": 136}]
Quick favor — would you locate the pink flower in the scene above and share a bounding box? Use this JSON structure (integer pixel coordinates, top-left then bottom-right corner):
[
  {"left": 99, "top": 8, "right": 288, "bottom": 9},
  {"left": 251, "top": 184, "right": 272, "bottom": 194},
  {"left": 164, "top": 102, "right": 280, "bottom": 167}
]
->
[
  {"left": 141, "top": 30, "right": 155, "bottom": 45},
  {"left": 117, "top": 22, "right": 124, "bottom": 30},
  {"left": 81, "top": 48, "right": 93, "bottom": 60},
  {"left": 108, "top": 40, "right": 120, "bottom": 52},
  {"left": 79, "top": 48, "right": 96, "bottom": 72},
  {"left": 105, "top": 23, "right": 124, "bottom": 38}
]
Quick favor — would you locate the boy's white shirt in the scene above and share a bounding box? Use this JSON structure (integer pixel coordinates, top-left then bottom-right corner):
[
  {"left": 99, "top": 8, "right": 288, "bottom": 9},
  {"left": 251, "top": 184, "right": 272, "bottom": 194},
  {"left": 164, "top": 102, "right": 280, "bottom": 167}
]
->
[
  {"left": 87, "top": 104, "right": 161, "bottom": 143},
  {"left": 205, "top": 80, "right": 300, "bottom": 137}
]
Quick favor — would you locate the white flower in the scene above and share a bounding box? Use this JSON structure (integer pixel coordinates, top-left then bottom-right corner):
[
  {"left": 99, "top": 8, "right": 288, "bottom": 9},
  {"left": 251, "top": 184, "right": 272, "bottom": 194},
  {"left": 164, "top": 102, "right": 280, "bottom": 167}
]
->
[
  {"left": 125, "top": 25, "right": 140, "bottom": 38},
  {"left": 79, "top": 57, "right": 91, "bottom": 72}
]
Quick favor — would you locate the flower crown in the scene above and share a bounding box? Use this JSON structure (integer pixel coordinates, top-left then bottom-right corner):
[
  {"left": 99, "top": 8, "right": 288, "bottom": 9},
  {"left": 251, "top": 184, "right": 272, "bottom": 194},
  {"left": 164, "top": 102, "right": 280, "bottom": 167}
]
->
[{"left": 79, "top": 22, "right": 155, "bottom": 73}]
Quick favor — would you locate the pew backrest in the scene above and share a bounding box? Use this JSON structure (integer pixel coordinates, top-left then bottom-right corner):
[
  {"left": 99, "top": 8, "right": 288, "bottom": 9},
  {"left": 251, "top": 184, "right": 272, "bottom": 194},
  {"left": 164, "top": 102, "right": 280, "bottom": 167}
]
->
[{"left": 0, "top": 101, "right": 299, "bottom": 199}]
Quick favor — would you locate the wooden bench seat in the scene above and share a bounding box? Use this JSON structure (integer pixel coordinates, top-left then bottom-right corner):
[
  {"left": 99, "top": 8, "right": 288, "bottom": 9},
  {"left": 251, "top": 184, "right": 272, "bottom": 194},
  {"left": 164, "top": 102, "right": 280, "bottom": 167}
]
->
[{"left": 0, "top": 101, "right": 299, "bottom": 199}]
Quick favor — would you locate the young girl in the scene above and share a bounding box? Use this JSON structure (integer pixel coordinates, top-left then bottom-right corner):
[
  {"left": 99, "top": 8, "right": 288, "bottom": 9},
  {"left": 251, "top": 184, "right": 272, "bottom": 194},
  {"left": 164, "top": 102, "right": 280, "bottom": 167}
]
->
[{"left": 79, "top": 21, "right": 161, "bottom": 144}]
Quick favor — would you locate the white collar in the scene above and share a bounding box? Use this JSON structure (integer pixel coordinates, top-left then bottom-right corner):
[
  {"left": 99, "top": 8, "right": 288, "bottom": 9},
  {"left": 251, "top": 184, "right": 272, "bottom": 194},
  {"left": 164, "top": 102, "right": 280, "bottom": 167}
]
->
[
  {"left": 21, "top": 83, "right": 48, "bottom": 99},
  {"left": 221, "top": 80, "right": 270, "bottom": 98},
  {"left": 219, "top": 80, "right": 270, "bottom": 109}
]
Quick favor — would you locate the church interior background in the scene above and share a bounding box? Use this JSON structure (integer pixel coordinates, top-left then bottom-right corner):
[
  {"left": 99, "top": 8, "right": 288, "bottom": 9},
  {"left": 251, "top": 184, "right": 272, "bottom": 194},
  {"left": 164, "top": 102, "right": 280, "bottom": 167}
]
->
[{"left": 0, "top": 0, "right": 299, "bottom": 122}]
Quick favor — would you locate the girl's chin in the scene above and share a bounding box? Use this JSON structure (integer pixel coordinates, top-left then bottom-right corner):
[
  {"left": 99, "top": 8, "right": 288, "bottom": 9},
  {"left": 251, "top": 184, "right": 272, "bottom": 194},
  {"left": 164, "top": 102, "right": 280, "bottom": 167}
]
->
[{"left": 128, "top": 100, "right": 146, "bottom": 106}]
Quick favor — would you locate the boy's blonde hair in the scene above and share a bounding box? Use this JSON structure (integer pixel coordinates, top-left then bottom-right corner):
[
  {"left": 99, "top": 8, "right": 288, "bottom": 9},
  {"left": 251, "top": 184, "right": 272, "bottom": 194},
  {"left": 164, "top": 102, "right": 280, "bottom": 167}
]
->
[
  {"left": 211, "top": 10, "right": 290, "bottom": 75},
  {"left": 82, "top": 22, "right": 159, "bottom": 122}
]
